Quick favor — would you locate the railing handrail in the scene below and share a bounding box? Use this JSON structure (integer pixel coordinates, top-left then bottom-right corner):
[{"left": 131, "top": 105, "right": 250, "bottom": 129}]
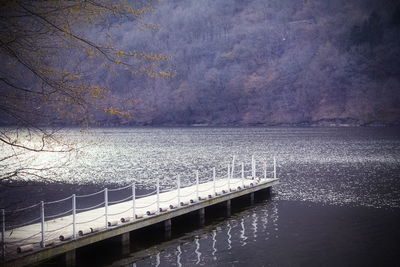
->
[{"left": 1, "top": 156, "right": 277, "bottom": 261}]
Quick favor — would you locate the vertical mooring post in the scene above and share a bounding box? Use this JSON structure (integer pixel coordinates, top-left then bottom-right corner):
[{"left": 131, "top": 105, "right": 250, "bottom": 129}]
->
[
  {"left": 156, "top": 178, "right": 160, "bottom": 215},
  {"left": 105, "top": 188, "right": 108, "bottom": 229},
  {"left": 177, "top": 175, "right": 181, "bottom": 206},
  {"left": 241, "top": 162, "right": 244, "bottom": 188},
  {"left": 196, "top": 171, "right": 199, "bottom": 201},
  {"left": 132, "top": 183, "right": 136, "bottom": 219},
  {"left": 250, "top": 192, "right": 255, "bottom": 205},
  {"left": 164, "top": 219, "right": 172, "bottom": 240},
  {"left": 1, "top": 209, "right": 5, "bottom": 261},
  {"left": 227, "top": 164, "right": 231, "bottom": 192},
  {"left": 199, "top": 208, "right": 205, "bottom": 226},
  {"left": 273, "top": 156, "right": 277, "bottom": 179},
  {"left": 213, "top": 167, "right": 216, "bottom": 196},
  {"left": 40, "top": 201, "right": 45, "bottom": 248},
  {"left": 72, "top": 194, "right": 76, "bottom": 239}
]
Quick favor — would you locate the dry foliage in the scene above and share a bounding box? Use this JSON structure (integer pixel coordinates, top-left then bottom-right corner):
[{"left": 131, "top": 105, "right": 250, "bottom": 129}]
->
[{"left": 0, "top": 0, "right": 172, "bottom": 183}]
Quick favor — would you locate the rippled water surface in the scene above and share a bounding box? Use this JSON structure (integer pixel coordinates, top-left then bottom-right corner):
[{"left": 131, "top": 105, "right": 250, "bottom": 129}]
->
[
  {"left": 131, "top": 200, "right": 399, "bottom": 267},
  {"left": 2, "top": 127, "right": 400, "bottom": 266},
  {"left": 19, "top": 127, "right": 400, "bottom": 208}
]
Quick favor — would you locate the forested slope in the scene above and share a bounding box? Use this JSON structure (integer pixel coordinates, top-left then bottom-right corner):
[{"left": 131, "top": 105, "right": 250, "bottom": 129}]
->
[{"left": 5, "top": 0, "right": 400, "bottom": 126}]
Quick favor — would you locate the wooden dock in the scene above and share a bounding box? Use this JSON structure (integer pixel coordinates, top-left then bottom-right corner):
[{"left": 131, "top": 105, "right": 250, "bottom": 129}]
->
[{"left": 1, "top": 157, "right": 278, "bottom": 266}]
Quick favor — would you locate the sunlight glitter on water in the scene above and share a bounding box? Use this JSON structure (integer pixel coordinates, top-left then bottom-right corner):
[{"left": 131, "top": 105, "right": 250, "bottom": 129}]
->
[{"left": 2, "top": 127, "right": 399, "bottom": 209}]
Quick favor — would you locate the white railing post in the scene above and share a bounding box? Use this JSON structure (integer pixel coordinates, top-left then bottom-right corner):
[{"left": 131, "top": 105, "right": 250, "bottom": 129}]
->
[
  {"left": 105, "top": 188, "right": 108, "bottom": 229},
  {"left": 156, "top": 178, "right": 160, "bottom": 214},
  {"left": 1, "top": 209, "right": 5, "bottom": 261},
  {"left": 72, "top": 194, "right": 76, "bottom": 239},
  {"left": 241, "top": 162, "right": 244, "bottom": 188},
  {"left": 273, "top": 156, "right": 277, "bottom": 179},
  {"left": 213, "top": 167, "right": 216, "bottom": 196},
  {"left": 196, "top": 171, "right": 199, "bottom": 201},
  {"left": 252, "top": 155, "right": 255, "bottom": 178},
  {"left": 228, "top": 164, "right": 231, "bottom": 192},
  {"left": 177, "top": 175, "right": 181, "bottom": 206},
  {"left": 264, "top": 161, "right": 267, "bottom": 179},
  {"left": 231, "top": 156, "right": 235, "bottom": 179},
  {"left": 132, "top": 183, "right": 136, "bottom": 219},
  {"left": 40, "top": 201, "right": 45, "bottom": 248},
  {"left": 255, "top": 157, "right": 258, "bottom": 178}
]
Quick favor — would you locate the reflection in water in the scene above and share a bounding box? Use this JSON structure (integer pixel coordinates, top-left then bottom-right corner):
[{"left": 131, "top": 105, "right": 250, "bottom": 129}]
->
[
  {"left": 176, "top": 245, "right": 182, "bottom": 267},
  {"left": 252, "top": 213, "right": 258, "bottom": 241},
  {"left": 130, "top": 199, "right": 280, "bottom": 266},
  {"left": 264, "top": 205, "right": 270, "bottom": 241},
  {"left": 262, "top": 203, "right": 269, "bottom": 234},
  {"left": 212, "top": 229, "right": 217, "bottom": 258},
  {"left": 195, "top": 237, "right": 201, "bottom": 264},
  {"left": 115, "top": 197, "right": 399, "bottom": 266},
  {"left": 155, "top": 252, "right": 160, "bottom": 267},
  {"left": 226, "top": 221, "right": 232, "bottom": 250},
  {"left": 240, "top": 217, "right": 247, "bottom": 246},
  {"left": 272, "top": 202, "right": 279, "bottom": 238}
]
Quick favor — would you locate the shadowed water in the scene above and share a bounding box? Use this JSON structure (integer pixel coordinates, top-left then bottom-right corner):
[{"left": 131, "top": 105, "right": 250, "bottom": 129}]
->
[{"left": 130, "top": 200, "right": 399, "bottom": 267}]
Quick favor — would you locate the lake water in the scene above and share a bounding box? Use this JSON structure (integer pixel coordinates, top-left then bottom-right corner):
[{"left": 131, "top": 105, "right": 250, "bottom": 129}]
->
[{"left": 1, "top": 127, "right": 400, "bottom": 266}]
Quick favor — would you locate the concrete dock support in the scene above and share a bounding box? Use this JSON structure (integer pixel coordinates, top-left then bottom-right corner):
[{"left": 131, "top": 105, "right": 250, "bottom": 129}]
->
[
  {"left": 121, "top": 232, "right": 130, "bottom": 255},
  {"left": 250, "top": 192, "right": 255, "bottom": 205},
  {"left": 199, "top": 208, "right": 205, "bottom": 226},
  {"left": 266, "top": 187, "right": 271, "bottom": 196},
  {"left": 65, "top": 249, "right": 76, "bottom": 267},
  {"left": 226, "top": 199, "right": 231, "bottom": 217},
  {"left": 164, "top": 219, "right": 172, "bottom": 240}
]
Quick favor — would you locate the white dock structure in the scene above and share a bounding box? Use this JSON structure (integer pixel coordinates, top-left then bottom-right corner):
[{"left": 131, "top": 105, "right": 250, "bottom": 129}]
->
[{"left": 1, "top": 157, "right": 279, "bottom": 266}]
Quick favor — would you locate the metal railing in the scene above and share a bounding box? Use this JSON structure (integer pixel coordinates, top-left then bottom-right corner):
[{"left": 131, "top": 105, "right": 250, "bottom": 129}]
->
[{"left": 0, "top": 156, "right": 277, "bottom": 261}]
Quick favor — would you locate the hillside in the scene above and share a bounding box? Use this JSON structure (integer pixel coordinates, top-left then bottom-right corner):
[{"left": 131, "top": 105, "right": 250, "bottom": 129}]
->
[{"left": 2, "top": 0, "right": 400, "bottom": 127}]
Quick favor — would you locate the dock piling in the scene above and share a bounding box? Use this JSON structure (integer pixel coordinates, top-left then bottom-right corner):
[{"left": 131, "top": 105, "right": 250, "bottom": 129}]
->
[
  {"left": 164, "top": 219, "right": 172, "bottom": 239},
  {"left": 226, "top": 199, "right": 231, "bottom": 217},
  {"left": 65, "top": 249, "right": 76, "bottom": 267},
  {"left": 273, "top": 156, "right": 277, "bottom": 179},
  {"left": 199, "top": 208, "right": 205, "bottom": 226},
  {"left": 121, "top": 232, "right": 130, "bottom": 255}
]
